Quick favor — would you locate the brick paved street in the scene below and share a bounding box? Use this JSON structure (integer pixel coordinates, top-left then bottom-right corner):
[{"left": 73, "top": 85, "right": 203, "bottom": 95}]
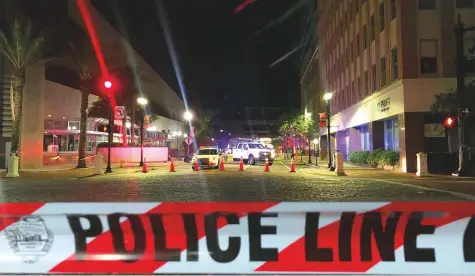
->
[{"left": 0, "top": 160, "right": 474, "bottom": 202}]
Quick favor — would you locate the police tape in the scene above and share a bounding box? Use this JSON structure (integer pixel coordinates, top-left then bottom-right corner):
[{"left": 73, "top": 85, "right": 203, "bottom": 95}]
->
[{"left": 0, "top": 202, "right": 473, "bottom": 274}]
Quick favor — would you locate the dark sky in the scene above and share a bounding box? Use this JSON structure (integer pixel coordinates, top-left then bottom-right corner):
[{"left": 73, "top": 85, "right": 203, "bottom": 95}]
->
[{"left": 92, "top": 0, "right": 306, "bottom": 110}]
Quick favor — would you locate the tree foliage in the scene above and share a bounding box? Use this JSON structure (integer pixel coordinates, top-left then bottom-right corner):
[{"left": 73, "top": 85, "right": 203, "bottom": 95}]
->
[{"left": 0, "top": 18, "right": 47, "bottom": 154}]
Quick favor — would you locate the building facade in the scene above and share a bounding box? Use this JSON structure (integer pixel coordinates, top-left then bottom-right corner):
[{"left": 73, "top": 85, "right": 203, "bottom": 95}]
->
[
  {"left": 318, "top": 0, "right": 475, "bottom": 172},
  {"left": 0, "top": 0, "right": 186, "bottom": 169}
]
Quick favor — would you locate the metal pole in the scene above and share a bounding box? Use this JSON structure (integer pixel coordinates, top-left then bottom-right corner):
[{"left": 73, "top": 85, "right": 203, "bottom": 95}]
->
[
  {"left": 139, "top": 113, "right": 144, "bottom": 167},
  {"left": 326, "top": 100, "right": 333, "bottom": 170},
  {"left": 453, "top": 16, "right": 468, "bottom": 176},
  {"left": 105, "top": 96, "right": 113, "bottom": 173}
]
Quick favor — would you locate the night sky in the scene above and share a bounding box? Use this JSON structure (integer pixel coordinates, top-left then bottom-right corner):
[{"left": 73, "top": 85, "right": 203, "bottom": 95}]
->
[{"left": 92, "top": 0, "right": 307, "bottom": 111}]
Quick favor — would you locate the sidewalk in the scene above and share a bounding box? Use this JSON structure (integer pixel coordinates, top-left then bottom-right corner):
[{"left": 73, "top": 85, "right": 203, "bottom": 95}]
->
[{"left": 1, "top": 161, "right": 175, "bottom": 181}]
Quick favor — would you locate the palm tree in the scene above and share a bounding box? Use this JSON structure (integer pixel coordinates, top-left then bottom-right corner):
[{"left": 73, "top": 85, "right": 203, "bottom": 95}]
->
[
  {"left": 0, "top": 18, "right": 46, "bottom": 155},
  {"left": 65, "top": 41, "right": 97, "bottom": 168}
]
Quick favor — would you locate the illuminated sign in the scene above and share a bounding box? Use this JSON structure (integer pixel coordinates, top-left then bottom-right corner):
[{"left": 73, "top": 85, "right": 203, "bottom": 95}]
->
[{"left": 377, "top": 98, "right": 391, "bottom": 112}]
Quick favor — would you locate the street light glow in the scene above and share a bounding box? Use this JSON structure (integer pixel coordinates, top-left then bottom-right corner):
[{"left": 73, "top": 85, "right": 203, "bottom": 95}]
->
[
  {"left": 137, "top": 97, "right": 148, "bottom": 105},
  {"left": 183, "top": 133, "right": 188, "bottom": 137},
  {"left": 313, "top": 138, "right": 319, "bottom": 145},
  {"left": 323, "top": 92, "right": 333, "bottom": 101},
  {"left": 183, "top": 111, "right": 193, "bottom": 121},
  {"left": 126, "top": 122, "right": 131, "bottom": 128}
]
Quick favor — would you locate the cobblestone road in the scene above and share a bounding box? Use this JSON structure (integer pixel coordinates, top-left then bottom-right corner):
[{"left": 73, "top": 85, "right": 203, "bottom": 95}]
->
[{"left": 1, "top": 162, "right": 472, "bottom": 202}]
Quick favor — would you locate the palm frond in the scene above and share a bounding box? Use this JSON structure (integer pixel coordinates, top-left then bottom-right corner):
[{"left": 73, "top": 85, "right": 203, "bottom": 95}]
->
[{"left": 0, "top": 18, "right": 45, "bottom": 71}]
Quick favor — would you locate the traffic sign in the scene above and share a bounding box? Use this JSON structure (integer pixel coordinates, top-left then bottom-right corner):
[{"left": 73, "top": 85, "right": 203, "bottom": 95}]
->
[
  {"left": 185, "top": 137, "right": 193, "bottom": 145},
  {"left": 114, "top": 106, "right": 126, "bottom": 120}
]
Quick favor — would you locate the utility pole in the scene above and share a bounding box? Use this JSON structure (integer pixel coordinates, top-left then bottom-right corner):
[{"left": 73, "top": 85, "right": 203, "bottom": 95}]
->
[{"left": 453, "top": 15, "right": 475, "bottom": 176}]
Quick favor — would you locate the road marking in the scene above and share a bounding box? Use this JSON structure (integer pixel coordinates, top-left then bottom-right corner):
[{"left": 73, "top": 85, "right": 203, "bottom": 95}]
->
[{"left": 244, "top": 164, "right": 251, "bottom": 170}]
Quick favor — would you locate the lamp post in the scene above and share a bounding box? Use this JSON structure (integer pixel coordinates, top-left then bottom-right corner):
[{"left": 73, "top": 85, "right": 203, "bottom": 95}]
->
[
  {"left": 313, "top": 138, "right": 319, "bottom": 166},
  {"left": 137, "top": 97, "right": 148, "bottom": 167},
  {"left": 183, "top": 111, "right": 193, "bottom": 161},
  {"left": 323, "top": 92, "right": 335, "bottom": 171},
  {"left": 453, "top": 16, "right": 475, "bottom": 176},
  {"left": 305, "top": 111, "right": 312, "bottom": 164}
]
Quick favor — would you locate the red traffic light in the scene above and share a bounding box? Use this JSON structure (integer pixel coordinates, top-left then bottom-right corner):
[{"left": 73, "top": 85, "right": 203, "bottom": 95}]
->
[
  {"left": 104, "top": 80, "right": 112, "bottom": 89},
  {"left": 444, "top": 117, "right": 455, "bottom": 128}
]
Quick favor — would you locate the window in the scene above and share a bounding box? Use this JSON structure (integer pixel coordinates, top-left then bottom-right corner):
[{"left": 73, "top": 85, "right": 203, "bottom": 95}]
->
[
  {"left": 370, "top": 15, "right": 375, "bottom": 41},
  {"left": 351, "top": 81, "right": 355, "bottom": 104},
  {"left": 371, "top": 64, "right": 377, "bottom": 92},
  {"left": 364, "top": 71, "right": 369, "bottom": 96},
  {"left": 380, "top": 57, "right": 387, "bottom": 87},
  {"left": 68, "top": 121, "right": 80, "bottom": 130},
  {"left": 356, "top": 33, "right": 360, "bottom": 54},
  {"left": 456, "top": 0, "right": 474, "bottom": 8},
  {"left": 360, "top": 125, "right": 371, "bottom": 151},
  {"left": 384, "top": 119, "right": 399, "bottom": 151},
  {"left": 379, "top": 2, "right": 385, "bottom": 31},
  {"left": 350, "top": 42, "right": 354, "bottom": 61},
  {"left": 420, "top": 39, "right": 438, "bottom": 74},
  {"left": 363, "top": 25, "right": 368, "bottom": 49},
  {"left": 391, "top": 0, "right": 397, "bottom": 19},
  {"left": 357, "top": 77, "right": 362, "bottom": 100},
  {"left": 391, "top": 47, "right": 398, "bottom": 80},
  {"left": 418, "top": 0, "right": 436, "bottom": 9}
]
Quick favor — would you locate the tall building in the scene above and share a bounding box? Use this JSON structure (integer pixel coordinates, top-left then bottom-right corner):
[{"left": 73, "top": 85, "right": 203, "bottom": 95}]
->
[{"left": 318, "top": 0, "right": 475, "bottom": 172}]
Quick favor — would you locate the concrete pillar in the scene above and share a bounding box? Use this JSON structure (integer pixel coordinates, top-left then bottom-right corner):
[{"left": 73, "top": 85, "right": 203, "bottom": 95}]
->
[
  {"left": 399, "top": 112, "right": 425, "bottom": 173},
  {"left": 20, "top": 64, "right": 45, "bottom": 170},
  {"left": 349, "top": 127, "right": 362, "bottom": 153},
  {"left": 416, "top": 152, "right": 429, "bottom": 177},
  {"left": 335, "top": 152, "right": 346, "bottom": 176},
  {"left": 94, "top": 154, "right": 104, "bottom": 175}
]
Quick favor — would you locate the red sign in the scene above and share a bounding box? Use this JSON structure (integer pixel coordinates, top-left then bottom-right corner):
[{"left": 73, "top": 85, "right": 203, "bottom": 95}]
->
[{"left": 319, "top": 113, "right": 327, "bottom": 128}]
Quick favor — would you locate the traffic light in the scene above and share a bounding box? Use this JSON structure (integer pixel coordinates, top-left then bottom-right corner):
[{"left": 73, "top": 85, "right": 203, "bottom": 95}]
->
[
  {"left": 103, "top": 79, "right": 113, "bottom": 89},
  {"left": 444, "top": 117, "right": 455, "bottom": 128}
]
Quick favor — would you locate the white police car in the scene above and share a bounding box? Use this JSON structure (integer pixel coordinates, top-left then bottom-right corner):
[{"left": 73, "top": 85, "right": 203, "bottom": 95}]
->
[{"left": 191, "top": 147, "right": 221, "bottom": 169}]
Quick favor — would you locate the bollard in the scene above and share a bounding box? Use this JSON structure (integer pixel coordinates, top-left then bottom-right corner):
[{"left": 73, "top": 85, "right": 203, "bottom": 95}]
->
[
  {"left": 334, "top": 152, "right": 346, "bottom": 176},
  {"left": 416, "top": 152, "right": 429, "bottom": 177},
  {"left": 120, "top": 159, "right": 125, "bottom": 168},
  {"left": 6, "top": 155, "right": 19, "bottom": 178},
  {"left": 94, "top": 155, "right": 104, "bottom": 175}
]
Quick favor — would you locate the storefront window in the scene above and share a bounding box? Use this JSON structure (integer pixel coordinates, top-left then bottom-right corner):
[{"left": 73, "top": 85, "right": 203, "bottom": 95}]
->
[
  {"left": 384, "top": 119, "right": 399, "bottom": 151},
  {"left": 360, "top": 125, "right": 371, "bottom": 151}
]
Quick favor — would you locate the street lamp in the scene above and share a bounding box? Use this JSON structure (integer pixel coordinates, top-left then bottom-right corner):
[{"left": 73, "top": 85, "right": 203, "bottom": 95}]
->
[
  {"left": 323, "top": 92, "right": 335, "bottom": 171},
  {"left": 183, "top": 111, "right": 193, "bottom": 161},
  {"left": 137, "top": 97, "right": 148, "bottom": 166},
  {"left": 313, "top": 138, "right": 319, "bottom": 166},
  {"left": 453, "top": 16, "right": 475, "bottom": 176},
  {"left": 305, "top": 111, "right": 312, "bottom": 164}
]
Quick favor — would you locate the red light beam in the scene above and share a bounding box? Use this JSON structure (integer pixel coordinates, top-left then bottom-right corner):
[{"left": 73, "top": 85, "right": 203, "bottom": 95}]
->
[
  {"left": 76, "top": 0, "right": 108, "bottom": 77},
  {"left": 234, "top": 0, "right": 257, "bottom": 13}
]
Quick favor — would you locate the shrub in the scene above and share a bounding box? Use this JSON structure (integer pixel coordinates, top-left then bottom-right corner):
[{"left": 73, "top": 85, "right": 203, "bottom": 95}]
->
[
  {"left": 380, "top": 150, "right": 399, "bottom": 166},
  {"left": 367, "top": 148, "right": 384, "bottom": 167},
  {"left": 350, "top": 151, "right": 370, "bottom": 165}
]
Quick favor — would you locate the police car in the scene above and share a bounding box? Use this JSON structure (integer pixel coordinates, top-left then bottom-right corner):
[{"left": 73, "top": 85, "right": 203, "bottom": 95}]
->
[{"left": 191, "top": 147, "right": 221, "bottom": 169}]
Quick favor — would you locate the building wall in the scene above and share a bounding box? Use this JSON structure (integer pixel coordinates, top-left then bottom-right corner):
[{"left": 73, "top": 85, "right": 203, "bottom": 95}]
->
[
  {"left": 318, "top": 0, "right": 475, "bottom": 172},
  {"left": 67, "top": 0, "right": 187, "bottom": 121},
  {"left": 44, "top": 80, "right": 99, "bottom": 122}
]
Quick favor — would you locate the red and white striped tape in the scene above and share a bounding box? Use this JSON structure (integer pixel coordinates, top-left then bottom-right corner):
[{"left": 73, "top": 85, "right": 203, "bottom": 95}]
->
[{"left": 0, "top": 202, "right": 473, "bottom": 274}]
